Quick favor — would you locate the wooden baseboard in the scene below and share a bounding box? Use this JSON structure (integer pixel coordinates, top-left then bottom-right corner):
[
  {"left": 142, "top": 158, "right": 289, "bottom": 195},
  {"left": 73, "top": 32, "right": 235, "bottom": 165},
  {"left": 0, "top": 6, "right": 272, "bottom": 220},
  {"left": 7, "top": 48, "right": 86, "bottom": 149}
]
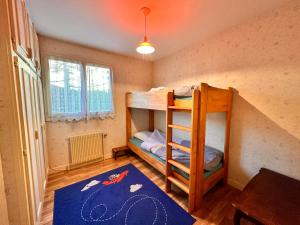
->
[
  {"left": 48, "top": 153, "right": 113, "bottom": 174},
  {"left": 228, "top": 178, "right": 244, "bottom": 190}
]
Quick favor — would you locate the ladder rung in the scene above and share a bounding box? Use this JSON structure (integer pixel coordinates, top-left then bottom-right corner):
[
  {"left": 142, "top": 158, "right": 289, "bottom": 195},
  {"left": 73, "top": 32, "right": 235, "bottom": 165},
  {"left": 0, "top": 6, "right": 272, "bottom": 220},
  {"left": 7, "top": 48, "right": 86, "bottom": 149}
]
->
[
  {"left": 168, "top": 106, "right": 192, "bottom": 111},
  {"left": 173, "top": 171, "right": 189, "bottom": 186},
  {"left": 168, "top": 142, "right": 190, "bottom": 153},
  {"left": 168, "top": 159, "right": 190, "bottom": 174},
  {"left": 167, "top": 176, "right": 189, "bottom": 194},
  {"left": 168, "top": 124, "right": 192, "bottom": 132}
]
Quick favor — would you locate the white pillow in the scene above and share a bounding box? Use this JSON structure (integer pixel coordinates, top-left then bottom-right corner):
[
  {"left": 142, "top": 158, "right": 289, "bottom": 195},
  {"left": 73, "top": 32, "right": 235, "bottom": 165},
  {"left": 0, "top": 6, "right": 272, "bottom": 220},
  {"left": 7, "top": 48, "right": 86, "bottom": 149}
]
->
[
  {"left": 141, "top": 129, "right": 165, "bottom": 151},
  {"left": 133, "top": 130, "right": 152, "bottom": 141}
]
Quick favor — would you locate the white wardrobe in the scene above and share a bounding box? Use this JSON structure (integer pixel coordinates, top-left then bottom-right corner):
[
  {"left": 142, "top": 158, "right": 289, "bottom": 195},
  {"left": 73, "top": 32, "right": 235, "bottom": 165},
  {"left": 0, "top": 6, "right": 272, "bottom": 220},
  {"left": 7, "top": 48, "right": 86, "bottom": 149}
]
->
[{"left": 0, "top": 0, "right": 47, "bottom": 224}]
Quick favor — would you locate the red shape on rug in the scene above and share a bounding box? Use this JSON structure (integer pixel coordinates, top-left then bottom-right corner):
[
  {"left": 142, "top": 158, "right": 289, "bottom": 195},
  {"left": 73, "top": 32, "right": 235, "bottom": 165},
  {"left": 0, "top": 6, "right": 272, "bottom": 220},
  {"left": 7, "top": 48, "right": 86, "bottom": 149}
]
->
[{"left": 102, "top": 170, "right": 129, "bottom": 186}]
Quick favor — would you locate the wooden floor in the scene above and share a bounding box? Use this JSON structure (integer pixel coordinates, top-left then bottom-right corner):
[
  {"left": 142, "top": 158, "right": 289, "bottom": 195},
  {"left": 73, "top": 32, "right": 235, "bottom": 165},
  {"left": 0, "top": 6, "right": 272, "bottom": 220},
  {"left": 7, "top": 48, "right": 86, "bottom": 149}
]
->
[{"left": 40, "top": 155, "right": 247, "bottom": 225}]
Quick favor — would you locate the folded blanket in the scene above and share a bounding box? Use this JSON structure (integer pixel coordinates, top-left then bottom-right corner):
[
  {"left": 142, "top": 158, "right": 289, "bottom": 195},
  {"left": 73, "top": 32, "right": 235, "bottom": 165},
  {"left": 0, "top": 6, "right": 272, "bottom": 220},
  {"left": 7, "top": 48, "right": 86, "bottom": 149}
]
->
[
  {"left": 174, "top": 85, "right": 198, "bottom": 96},
  {"left": 181, "top": 140, "right": 223, "bottom": 171},
  {"left": 151, "top": 146, "right": 190, "bottom": 166}
]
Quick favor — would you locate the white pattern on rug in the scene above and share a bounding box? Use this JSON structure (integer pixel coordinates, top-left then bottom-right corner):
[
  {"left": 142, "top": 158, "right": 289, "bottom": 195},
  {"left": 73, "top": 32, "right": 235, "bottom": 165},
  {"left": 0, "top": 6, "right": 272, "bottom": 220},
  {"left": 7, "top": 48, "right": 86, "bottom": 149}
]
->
[
  {"left": 81, "top": 180, "right": 100, "bottom": 192},
  {"left": 130, "top": 184, "right": 143, "bottom": 192},
  {"left": 80, "top": 188, "right": 167, "bottom": 225}
]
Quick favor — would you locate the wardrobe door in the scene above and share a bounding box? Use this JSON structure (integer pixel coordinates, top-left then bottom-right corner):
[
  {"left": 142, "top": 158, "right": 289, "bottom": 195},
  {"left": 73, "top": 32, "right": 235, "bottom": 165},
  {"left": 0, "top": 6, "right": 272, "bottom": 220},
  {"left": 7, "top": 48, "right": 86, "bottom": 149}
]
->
[
  {"left": 35, "top": 32, "right": 41, "bottom": 70},
  {"left": 33, "top": 30, "right": 41, "bottom": 71},
  {"left": 14, "top": 58, "right": 35, "bottom": 225},
  {"left": 29, "top": 25, "right": 41, "bottom": 71},
  {"left": 28, "top": 18, "right": 36, "bottom": 67},
  {"left": 16, "top": 59, "right": 43, "bottom": 224},
  {"left": 27, "top": 19, "right": 41, "bottom": 71},
  {"left": 37, "top": 78, "right": 48, "bottom": 171},
  {"left": 27, "top": 73, "right": 45, "bottom": 214},
  {"left": 8, "top": 0, "right": 31, "bottom": 59},
  {"left": 31, "top": 75, "right": 46, "bottom": 188}
]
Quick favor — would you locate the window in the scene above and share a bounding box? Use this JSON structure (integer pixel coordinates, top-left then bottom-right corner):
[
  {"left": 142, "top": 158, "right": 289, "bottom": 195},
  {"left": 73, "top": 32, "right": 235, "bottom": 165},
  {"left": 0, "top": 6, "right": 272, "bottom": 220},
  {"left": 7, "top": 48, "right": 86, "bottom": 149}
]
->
[
  {"left": 49, "top": 59, "right": 83, "bottom": 116},
  {"left": 44, "top": 58, "right": 114, "bottom": 121},
  {"left": 86, "top": 65, "right": 114, "bottom": 114}
]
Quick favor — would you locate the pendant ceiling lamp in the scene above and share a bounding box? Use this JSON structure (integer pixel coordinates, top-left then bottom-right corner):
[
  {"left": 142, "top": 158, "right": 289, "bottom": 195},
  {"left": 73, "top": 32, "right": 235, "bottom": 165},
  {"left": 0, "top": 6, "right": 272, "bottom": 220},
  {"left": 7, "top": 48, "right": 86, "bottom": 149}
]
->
[{"left": 136, "top": 7, "right": 155, "bottom": 55}]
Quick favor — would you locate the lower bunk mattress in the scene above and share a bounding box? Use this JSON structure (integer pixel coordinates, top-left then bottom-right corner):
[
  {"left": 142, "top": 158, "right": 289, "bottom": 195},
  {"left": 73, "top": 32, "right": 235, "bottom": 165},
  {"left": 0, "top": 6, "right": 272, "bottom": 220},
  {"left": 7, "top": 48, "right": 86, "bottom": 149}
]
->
[{"left": 129, "top": 137, "right": 223, "bottom": 179}]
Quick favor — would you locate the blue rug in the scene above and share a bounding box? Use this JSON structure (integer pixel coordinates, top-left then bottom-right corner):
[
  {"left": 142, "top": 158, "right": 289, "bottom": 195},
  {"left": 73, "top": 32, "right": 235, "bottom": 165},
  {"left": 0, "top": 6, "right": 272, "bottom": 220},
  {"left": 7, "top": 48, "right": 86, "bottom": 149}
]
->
[{"left": 53, "top": 163, "right": 196, "bottom": 225}]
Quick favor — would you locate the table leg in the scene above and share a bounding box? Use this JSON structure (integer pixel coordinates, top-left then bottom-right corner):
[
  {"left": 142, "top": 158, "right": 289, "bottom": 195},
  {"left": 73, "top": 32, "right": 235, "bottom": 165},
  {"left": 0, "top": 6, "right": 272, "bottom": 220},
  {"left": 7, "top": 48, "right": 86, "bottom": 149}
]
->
[{"left": 233, "top": 209, "right": 242, "bottom": 225}]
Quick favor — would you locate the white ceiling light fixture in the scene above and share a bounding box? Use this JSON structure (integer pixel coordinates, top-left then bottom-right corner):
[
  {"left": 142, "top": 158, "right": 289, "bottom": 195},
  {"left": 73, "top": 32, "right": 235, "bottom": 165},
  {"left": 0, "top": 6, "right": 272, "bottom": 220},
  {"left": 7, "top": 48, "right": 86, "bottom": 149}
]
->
[{"left": 136, "top": 7, "right": 155, "bottom": 55}]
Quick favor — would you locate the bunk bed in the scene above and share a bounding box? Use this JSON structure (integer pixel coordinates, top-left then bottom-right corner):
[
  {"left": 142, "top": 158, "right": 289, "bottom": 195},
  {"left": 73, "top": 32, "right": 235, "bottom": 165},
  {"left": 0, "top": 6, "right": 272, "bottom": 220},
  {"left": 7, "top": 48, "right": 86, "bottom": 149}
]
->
[{"left": 126, "top": 83, "right": 233, "bottom": 213}]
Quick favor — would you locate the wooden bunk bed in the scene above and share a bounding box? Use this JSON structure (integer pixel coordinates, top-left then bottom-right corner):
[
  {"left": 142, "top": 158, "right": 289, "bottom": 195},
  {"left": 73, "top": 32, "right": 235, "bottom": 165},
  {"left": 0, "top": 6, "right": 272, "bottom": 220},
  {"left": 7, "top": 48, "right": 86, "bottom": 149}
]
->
[{"left": 126, "top": 83, "right": 233, "bottom": 213}]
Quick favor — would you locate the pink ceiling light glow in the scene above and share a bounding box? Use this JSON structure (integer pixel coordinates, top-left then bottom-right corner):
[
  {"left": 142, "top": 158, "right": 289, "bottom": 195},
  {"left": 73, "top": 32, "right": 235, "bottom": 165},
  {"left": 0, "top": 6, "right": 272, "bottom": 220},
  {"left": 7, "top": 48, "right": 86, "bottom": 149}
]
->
[{"left": 136, "top": 7, "right": 155, "bottom": 55}]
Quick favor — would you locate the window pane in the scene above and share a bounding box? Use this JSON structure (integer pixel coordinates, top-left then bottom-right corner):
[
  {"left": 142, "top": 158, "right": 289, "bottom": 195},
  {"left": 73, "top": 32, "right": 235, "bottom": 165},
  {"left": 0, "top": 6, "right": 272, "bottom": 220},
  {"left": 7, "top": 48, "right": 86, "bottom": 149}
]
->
[
  {"left": 49, "top": 59, "right": 82, "bottom": 115},
  {"left": 86, "top": 65, "right": 113, "bottom": 113}
]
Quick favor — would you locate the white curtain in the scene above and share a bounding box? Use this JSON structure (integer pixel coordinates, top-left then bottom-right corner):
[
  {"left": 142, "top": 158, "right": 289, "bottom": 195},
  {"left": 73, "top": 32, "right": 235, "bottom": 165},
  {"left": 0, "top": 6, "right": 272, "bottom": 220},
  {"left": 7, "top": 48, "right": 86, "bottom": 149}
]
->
[
  {"left": 86, "top": 64, "right": 114, "bottom": 119},
  {"left": 43, "top": 57, "right": 114, "bottom": 122}
]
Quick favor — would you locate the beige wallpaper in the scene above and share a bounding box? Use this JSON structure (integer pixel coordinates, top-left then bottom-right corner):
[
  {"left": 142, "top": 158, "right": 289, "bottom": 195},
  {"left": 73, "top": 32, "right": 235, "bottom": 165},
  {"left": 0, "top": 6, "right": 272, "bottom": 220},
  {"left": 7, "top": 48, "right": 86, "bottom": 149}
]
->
[
  {"left": 153, "top": 1, "right": 300, "bottom": 189},
  {"left": 39, "top": 36, "right": 153, "bottom": 171}
]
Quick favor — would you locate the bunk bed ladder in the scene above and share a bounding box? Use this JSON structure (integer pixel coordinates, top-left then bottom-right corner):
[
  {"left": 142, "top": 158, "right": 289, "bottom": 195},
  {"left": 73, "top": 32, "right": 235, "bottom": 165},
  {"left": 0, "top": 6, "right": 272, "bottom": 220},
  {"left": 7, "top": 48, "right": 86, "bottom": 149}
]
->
[{"left": 165, "top": 90, "right": 200, "bottom": 213}]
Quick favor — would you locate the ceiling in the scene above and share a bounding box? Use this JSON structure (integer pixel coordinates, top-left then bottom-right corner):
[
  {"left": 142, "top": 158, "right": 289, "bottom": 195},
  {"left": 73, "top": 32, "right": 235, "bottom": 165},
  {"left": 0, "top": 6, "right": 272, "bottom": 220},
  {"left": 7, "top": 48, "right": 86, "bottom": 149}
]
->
[{"left": 26, "top": 0, "right": 289, "bottom": 60}]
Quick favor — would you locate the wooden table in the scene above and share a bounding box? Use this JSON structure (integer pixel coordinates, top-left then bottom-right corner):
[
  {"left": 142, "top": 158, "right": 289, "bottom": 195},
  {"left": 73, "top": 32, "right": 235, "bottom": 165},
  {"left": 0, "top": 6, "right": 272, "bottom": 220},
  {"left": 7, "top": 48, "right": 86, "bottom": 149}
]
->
[
  {"left": 112, "top": 146, "right": 130, "bottom": 160},
  {"left": 232, "top": 168, "right": 300, "bottom": 225}
]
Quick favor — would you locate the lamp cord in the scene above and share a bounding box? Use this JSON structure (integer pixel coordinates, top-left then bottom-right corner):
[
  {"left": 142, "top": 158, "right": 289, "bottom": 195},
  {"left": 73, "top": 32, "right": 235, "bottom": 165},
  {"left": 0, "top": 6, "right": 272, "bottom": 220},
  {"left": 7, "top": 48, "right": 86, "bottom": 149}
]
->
[{"left": 144, "top": 13, "right": 147, "bottom": 41}]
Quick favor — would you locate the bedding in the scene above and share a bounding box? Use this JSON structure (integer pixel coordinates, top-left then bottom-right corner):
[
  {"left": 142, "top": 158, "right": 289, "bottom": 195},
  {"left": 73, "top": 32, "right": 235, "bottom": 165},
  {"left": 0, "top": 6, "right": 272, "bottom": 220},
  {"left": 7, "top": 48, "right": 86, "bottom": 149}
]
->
[
  {"left": 129, "top": 137, "right": 223, "bottom": 179},
  {"left": 174, "top": 85, "right": 198, "bottom": 96},
  {"left": 133, "top": 130, "right": 152, "bottom": 141},
  {"left": 175, "top": 96, "right": 192, "bottom": 100},
  {"left": 147, "top": 85, "right": 198, "bottom": 96},
  {"left": 148, "top": 87, "right": 169, "bottom": 92},
  {"left": 141, "top": 129, "right": 190, "bottom": 164},
  {"left": 135, "top": 129, "right": 223, "bottom": 171},
  {"left": 181, "top": 140, "right": 223, "bottom": 171}
]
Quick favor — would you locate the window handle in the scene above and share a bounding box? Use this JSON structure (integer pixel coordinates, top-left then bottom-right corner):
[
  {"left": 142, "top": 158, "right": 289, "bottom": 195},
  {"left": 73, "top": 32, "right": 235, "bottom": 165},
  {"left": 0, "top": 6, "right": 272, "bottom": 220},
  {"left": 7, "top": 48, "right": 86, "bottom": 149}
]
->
[{"left": 34, "top": 130, "right": 39, "bottom": 140}]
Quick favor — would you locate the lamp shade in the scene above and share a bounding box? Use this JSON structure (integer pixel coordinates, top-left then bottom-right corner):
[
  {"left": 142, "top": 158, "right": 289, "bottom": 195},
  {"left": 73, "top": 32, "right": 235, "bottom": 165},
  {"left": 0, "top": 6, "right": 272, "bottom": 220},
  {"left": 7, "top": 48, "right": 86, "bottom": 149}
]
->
[{"left": 136, "top": 41, "right": 155, "bottom": 54}]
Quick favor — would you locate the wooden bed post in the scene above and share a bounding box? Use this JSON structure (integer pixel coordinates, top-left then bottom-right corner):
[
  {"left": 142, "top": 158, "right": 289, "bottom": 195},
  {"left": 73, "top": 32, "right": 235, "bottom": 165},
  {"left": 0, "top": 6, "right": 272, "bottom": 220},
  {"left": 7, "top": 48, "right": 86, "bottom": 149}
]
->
[
  {"left": 188, "top": 90, "right": 200, "bottom": 212},
  {"left": 165, "top": 92, "right": 174, "bottom": 193},
  {"left": 149, "top": 110, "right": 154, "bottom": 132},
  {"left": 223, "top": 87, "right": 233, "bottom": 184},
  {"left": 195, "top": 83, "right": 208, "bottom": 209},
  {"left": 126, "top": 93, "right": 132, "bottom": 142}
]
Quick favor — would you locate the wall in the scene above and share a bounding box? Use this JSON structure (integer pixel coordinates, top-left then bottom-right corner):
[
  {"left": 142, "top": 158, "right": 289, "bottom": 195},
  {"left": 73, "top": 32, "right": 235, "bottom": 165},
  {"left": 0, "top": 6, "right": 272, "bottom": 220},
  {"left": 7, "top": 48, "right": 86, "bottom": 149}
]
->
[
  {"left": 153, "top": 1, "right": 300, "bottom": 189},
  {"left": 39, "top": 36, "right": 153, "bottom": 171}
]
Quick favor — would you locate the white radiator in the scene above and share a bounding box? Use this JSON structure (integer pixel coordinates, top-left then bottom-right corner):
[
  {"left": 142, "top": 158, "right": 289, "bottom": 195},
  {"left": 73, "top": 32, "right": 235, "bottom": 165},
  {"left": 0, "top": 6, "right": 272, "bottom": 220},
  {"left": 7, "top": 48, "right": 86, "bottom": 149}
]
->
[{"left": 68, "top": 132, "right": 104, "bottom": 168}]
